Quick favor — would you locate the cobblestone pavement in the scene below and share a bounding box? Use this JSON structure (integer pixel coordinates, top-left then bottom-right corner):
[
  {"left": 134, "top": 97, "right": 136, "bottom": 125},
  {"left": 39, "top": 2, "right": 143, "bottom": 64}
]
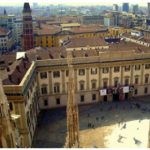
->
[{"left": 32, "top": 96, "right": 150, "bottom": 148}]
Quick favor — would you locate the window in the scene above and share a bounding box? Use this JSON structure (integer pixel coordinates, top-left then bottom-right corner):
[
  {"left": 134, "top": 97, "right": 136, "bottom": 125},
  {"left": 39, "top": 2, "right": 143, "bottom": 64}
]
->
[
  {"left": 125, "top": 79, "right": 129, "bottom": 86},
  {"left": 145, "top": 76, "right": 149, "bottom": 83},
  {"left": 114, "top": 80, "right": 118, "bottom": 87},
  {"left": 144, "top": 88, "right": 148, "bottom": 94},
  {"left": 54, "top": 85, "right": 60, "bottom": 93},
  {"left": 44, "top": 100, "right": 48, "bottom": 106},
  {"left": 9, "top": 102, "right": 13, "bottom": 111},
  {"left": 41, "top": 87, "right": 47, "bottom": 94},
  {"left": 135, "top": 65, "right": 140, "bottom": 70},
  {"left": 135, "top": 78, "right": 138, "bottom": 84},
  {"left": 79, "top": 69, "right": 85, "bottom": 75},
  {"left": 145, "top": 64, "right": 150, "bottom": 69},
  {"left": 91, "top": 68, "right": 97, "bottom": 74},
  {"left": 135, "top": 89, "right": 138, "bottom": 95},
  {"left": 103, "top": 67, "right": 109, "bottom": 73},
  {"left": 40, "top": 72, "right": 47, "bottom": 79},
  {"left": 66, "top": 70, "right": 69, "bottom": 76},
  {"left": 0, "top": 60, "right": 5, "bottom": 64},
  {"left": 80, "top": 84, "right": 84, "bottom": 90},
  {"left": 53, "top": 71, "right": 60, "bottom": 78},
  {"left": 92, "top": 94, "right": 96, "bottom": 100},
  {"left": 46, "top": 41, "right": 48, "bottom": 44},
  {"left": 56, "top": 98, "right": 60, "bottom": 105},
  {"left": 92, "top": 82, "right": 96, "bottom": 89},
  {"left": 125, "top": 66, "right": 130, "bottom": 71},
  {"left": 103, "top": 81, "right": 107, "bottom": 88},
  {"left": 81, "top": 95, "right": 84, "bottom": 102},
  {"left": 114, "top": 66, "right": 120, "bottom": 72}
]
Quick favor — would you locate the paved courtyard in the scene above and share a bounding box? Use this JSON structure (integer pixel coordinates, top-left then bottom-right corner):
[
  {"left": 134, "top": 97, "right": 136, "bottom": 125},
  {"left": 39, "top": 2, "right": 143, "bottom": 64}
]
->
[{"left": 32, "top": 96, "right": 150, "bottom": 148}]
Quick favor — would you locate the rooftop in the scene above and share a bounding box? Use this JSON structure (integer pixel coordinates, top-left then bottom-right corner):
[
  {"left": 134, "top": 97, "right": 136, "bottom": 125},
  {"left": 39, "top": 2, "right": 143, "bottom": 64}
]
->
[
  {"left": 0, "top": 27, "right": 10, "bottom": 35},
  {"left": 65, "top": 37, "right": 107, "bottom": 48},
  {"left": 2, "top": 39, "right": 150, "bottom": 85}
]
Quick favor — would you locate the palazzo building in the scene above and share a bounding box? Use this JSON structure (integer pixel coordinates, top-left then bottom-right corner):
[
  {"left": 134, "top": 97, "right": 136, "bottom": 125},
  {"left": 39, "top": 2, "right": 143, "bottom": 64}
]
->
[{"left": 1, "top": 36, "right": 150, "bottom": 146}]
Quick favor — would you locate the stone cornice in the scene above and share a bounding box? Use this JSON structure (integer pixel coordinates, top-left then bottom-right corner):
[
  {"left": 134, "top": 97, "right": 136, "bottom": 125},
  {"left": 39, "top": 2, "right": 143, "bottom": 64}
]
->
[{"left": 37, "top": 59, "right": 150, "bottom": 71}]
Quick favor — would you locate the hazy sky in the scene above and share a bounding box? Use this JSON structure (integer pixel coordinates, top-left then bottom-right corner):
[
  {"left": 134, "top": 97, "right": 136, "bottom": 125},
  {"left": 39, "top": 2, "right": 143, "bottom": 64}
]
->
[{"left": 0, "top": 0, "right": 149, "bottom": 6}]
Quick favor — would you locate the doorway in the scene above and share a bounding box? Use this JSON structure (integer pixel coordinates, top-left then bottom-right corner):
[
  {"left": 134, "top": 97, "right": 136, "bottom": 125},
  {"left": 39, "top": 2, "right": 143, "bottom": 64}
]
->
[
  {"left": 125, "top": 93, "right": 128, "bottom": 100},
  {"left": 104, "top": 95, "right": 107, "bottom": 102},
  {"left": 113, "top": 94, "right": 119, "bottom": 101}
]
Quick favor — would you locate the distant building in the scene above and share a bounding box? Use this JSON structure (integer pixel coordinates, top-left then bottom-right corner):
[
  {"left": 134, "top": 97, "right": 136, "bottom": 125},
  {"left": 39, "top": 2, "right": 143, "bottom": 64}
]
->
[
  {"left": 148, "top": 3, "right": 150, "bottom": 15},
  {"left": 83, "top": 15, "right": 104, "bottom": 25},
  {"left": 0, "top": 12, "right": 16, "bottom": 45},
  {"left": 122, "top": 3, "right": 129, "bottom": 12},
  {"left": 104, "top": 16, "right": 115, "bottom": 27},
  {"left": 133, "top": 5, "right": 138, "bottom": 14},
  {"left": 131, "top": 30, "right": 143, "bottom": 36},
  {"left": 0, "top": 27, "right": 13, "bottom": 54},
  {"left": 33, "top": 3, "right": 38, "bottom": 8},
  {"left": 113, "top": 4, "right": 118, "bottom": 11}
]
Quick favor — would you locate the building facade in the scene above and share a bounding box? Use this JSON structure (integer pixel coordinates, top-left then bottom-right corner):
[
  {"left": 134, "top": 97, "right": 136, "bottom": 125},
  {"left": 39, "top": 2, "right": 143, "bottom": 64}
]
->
[
  {"left": 83, "top": 15, "right": 104, "bottom": 25},
  {"left": 36, "top": 51, "right": 150, "bottom": 109},
  {"left": 0, "top": 27, "right": 13, "bottom": 54}
]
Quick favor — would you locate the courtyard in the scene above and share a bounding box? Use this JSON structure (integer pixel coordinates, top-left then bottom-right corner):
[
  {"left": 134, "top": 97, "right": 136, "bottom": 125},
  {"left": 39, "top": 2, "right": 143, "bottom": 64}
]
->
[{"left": 32, "top": 96, "right": 150, "bottom": 148}]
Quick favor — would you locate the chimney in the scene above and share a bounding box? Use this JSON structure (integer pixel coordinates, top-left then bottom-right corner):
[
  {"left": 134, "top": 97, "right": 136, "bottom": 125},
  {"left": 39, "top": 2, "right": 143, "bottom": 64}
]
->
[
  {"left": 7, "top": 67, "right": 10, "bottom": 72},
  {"left": 8, "top": 75, "right": 12, "bottom": 81},
  {"left": 16, "top": 66, "right": 20, "bottom": 71}
]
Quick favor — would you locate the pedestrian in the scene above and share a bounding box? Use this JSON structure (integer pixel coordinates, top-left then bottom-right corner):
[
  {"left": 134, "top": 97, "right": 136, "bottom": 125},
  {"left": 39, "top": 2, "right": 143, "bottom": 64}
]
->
[
  {"left": 118, "top": 121, "right": 120, "bottom": 127},
  {"left": 92, "top": 124, "right": 94, "bottom": 128},
  {"left": 116, "top": 105, "right": 118, "bottom": 109},
  {"left": 96, "top": 117, "right": 98, "bottom": 121}
]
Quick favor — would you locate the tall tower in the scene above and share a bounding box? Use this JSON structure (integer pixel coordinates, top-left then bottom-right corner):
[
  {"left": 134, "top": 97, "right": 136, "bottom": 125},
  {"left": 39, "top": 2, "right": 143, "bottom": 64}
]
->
[
  {"left": 65, "top": 52, "right": 80, "bottom": 148},
  {"left": 122, "top": 3, "right": 129, "bottom": 12},
  {"left": 0, "top": 71, "right": 16, "bottom": 148},
  {"left": 148, "top": 3, "right": 150, "bottom": 15},
  {"left": 22, "top": 3, "right": 34, "bottom": 51}
]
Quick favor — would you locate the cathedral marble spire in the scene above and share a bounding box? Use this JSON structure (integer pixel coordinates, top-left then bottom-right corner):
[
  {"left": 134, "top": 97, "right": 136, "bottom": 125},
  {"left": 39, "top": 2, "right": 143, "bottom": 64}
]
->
[{"left": 65, "top": 52, "right": 80, "bottom": 148}]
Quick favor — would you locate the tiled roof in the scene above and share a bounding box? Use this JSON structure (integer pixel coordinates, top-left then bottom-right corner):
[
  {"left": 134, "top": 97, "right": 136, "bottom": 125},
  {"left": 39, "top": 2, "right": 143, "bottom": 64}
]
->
[
  {"left": 0, "top": 27, "right": 10, "bottom": 35},
  {"left": 2, "top": 39, "right": 150, "bottom": 85},
  {"left": 2, "top": 47, "right": 50, "bottom": 85},
  {"left": 0, "top": 54, "right": 16, "bottom": 68},
  {"left": 66, "top": 37, "right": 107, "bottom": 48}
]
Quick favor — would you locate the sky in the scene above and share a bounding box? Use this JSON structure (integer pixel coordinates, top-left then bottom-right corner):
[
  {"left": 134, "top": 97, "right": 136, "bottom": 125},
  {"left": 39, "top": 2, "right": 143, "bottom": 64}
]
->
[{"left": 0, "top": 0, "right": 149, "bottom": 6}]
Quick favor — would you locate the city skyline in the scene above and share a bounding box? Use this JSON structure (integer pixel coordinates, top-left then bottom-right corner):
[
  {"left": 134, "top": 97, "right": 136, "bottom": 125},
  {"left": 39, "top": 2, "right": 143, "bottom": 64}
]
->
[{"left": 0, "top": 1, "right": 148, "bottom": 6}]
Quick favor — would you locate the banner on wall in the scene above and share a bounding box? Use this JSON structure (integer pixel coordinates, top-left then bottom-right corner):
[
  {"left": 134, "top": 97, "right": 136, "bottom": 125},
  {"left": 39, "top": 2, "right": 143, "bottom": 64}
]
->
[
  {"left": 123, "top": 86, "right": 129, "bottom": 93},
  {"left": 112, "top": 87, "right": 123, "bottom": 94},
  {"left": 100, "top": 89, "right": 107, "bottom": 95},
  {"left": 129, "top": 85, "right": 134, "bottom": 92}
]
